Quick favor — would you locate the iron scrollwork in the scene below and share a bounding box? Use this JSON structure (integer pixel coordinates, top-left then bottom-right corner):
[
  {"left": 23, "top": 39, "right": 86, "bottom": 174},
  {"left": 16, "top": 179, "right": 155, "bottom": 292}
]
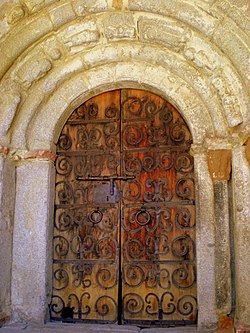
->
[{"left": 53, "top": 91, "right": 196, "bottom": 324}]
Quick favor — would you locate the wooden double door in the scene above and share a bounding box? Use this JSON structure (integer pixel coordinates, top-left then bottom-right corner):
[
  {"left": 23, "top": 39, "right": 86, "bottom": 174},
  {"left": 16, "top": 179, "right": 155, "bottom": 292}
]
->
[{"left": 51, "top": 89, "right": 197, "bottom": 325}]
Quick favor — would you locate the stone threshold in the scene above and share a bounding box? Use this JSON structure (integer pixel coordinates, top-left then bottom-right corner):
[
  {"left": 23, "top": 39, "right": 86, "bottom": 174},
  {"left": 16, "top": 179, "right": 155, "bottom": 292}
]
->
[{"left": 0, "top": 322, "right": 216, "bottom": 333}]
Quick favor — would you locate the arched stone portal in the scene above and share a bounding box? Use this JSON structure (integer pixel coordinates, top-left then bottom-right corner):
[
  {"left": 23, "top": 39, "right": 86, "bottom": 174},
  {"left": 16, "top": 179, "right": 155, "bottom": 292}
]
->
[
  {"left": 0, "top": 1, "right": 249, "bottom": 331},
  {"left": 51, "top": 89, "right": 197, "bottom": 325}
]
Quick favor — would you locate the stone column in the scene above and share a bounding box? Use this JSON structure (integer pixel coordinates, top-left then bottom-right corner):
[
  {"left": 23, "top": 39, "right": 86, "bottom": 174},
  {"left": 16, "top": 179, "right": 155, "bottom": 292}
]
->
[
  {"left": 207, "top": 149, "right": 233, "bottom": 331},
  {"left": 0, "top": 147, "right": 15, "bottom": 324},
  {"left": 11, "top": 153, "right": 55, "bottom": 324},
  {"left": 193, "top": 151, "right": 217, "bottom": 328},
  {"left": 232, "top": 145, "right": 250, "bottom": 329}
]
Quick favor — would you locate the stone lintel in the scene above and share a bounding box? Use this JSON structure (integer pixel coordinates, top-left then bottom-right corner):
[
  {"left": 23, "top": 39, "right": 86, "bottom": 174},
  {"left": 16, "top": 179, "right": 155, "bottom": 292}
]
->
[{"left": 208, "top": 149, "right": 232, "bottom": 181}]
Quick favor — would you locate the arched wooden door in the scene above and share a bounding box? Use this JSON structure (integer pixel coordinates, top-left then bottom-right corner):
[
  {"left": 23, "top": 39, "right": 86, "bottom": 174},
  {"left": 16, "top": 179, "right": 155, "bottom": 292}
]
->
[{"left": 51, "top": 89, "right": 197, "bottom": 325}]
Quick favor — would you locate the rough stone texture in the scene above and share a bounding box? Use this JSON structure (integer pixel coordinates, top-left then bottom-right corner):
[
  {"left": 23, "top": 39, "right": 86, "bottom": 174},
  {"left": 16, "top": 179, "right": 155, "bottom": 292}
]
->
[
  {"left": 11, "top": 160, "right": 55, "bottom": 323},
  {"left": 213, "top": 181, "right": 232, "bottom": 314},
  {"left": 193, "top": 153, "right": 217, "bottom": 328},
  {"left": 0, "top": 156, "right": 15, "bottom": 324},
  {"left": 0, "top": 0, "right": 249, "bottom": 329},
  {"left": 232, "top": 147, "right": 250, "bottom": 326},
  {"left": 0, "top": 322, "right": 215, "bottom": 333}
]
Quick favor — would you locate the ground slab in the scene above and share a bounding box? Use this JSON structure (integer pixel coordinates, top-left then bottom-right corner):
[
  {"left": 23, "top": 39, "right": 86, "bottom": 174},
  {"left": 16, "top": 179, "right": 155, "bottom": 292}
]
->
[{"left": 0, "top": 322, "right": 218, "bottom": 333}]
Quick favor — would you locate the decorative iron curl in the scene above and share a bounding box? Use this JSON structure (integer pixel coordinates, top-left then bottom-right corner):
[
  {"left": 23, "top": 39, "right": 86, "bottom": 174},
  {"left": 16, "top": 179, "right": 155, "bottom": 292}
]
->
[
  {"left": 80, "top": 292, "right": 91, "bottom": 315},
  {"left": 50, "top": 295, "right": 65, "bottom": 315},
  {"left": 123, "top": 293, "right": 144, "bottom": 314},
  {"left": 177, "top": 295, "right": 197, "bottom": 316},
  {"left": 103, "top": 123, "right": 119, "bottom": 149},
  {"left": 174, "top": 153, "right": 194, "bottom": 173},
  {"left": 124, "top": 239, "right": 144, "bottom": 259},
  {"left": 122, "top": 96, "right": 143, "bottom": 116},
  {"left": 105, "top": 104, "right": 118, "bottom": 118},
  {"left": 171, "top": 236, "right": 195, "bottom": 258},
  {"left": 172, "top": 266, "right": 195, "bottom": 289},
  {"left": 96, "top": 237, "right": 117, "bottom": 259},
  {"left": 142, "top": 155, "right": 157, "bottom": 172},
  {"left": 74, "top": 156, "right": 88, "bottom": 178},
  {"left": 159, "top": 103, "right": 173, "bottom": 123},
  {"left": 123, "top": 264, "right": 144, "bottom": 287},
  {"left": 96, "top": 268, "right": 118, "bottom": 289},
  {"left": 53, "top": 268, "right": 69, "bottom": 290},
  {"left": 123, "top": 180, "right": 141, "bottom": 202},
  {"left": 176, "top": 178, "right": 194, "bottom": 199},
  {"left": 170, "top": 120, "right": 186, "bottom": 142},
  {"left": 95, "top": 296, "right": 117, "bottom": 317},
  {"left": 145, "top": 293, "right": 159, "bottom": 315},
  {"left": 56, "top": 156, "right": 72, "bottom": 176},
  {"left": 123, "top": 125, "right": 143, "bottom": 146},
  {"left": 157, "top": 208, "right": 172, "bottom": 231},
  {"left": 54, "top": 235, "right": 69, "bottom": 257},
  {"left": 56, "top": 210, "right": 73, "bottom": 231},
  {"left": 58, "top": 133, "right": 72, "bottom": 150},
  {"left": 161, "top": 292, "right": 176, "bottom": 315},
  {"left": 125, "top": 157, "right": 142, "bottom": 175},
  {"left": 175, "top": 208, "right": 195, "bottom": 230},
  {"left": 146, "top": 270, "right": 157, "bottom": 288},
  {"left": 159, "top": 269, "right": 171, "bottom": 290},
  {"left": 145, "top": 101, "right": 157, "bottom": 116},
  {"left": 57, "top": 181, "right": 73, "bottom": 204}
]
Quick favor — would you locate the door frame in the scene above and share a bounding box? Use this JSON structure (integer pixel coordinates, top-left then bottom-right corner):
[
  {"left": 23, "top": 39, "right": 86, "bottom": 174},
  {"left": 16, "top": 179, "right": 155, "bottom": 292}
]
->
[
  {"left": 51, "top": 89, "right": 197, "bottom": 325},
  {"left": 11, "top": 79, "right": 230, "bottom": 329}
]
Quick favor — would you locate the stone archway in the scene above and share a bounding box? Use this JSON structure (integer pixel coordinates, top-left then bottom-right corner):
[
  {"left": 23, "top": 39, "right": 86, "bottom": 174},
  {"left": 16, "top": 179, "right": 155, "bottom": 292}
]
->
[{"left": 0, "top": 1, "right": 249, "bottom": 331}]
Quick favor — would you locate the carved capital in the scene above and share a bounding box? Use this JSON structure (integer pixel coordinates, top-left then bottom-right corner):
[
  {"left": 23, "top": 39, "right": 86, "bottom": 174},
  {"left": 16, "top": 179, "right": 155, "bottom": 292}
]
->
[{"left": 208, "top": 149, "right": 232, "bottom": 181}]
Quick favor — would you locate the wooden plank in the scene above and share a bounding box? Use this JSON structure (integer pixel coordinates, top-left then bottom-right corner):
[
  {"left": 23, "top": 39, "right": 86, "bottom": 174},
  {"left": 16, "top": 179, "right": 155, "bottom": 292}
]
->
[{"left": 121, "top": 89, "right": 197, "bottom": 325}]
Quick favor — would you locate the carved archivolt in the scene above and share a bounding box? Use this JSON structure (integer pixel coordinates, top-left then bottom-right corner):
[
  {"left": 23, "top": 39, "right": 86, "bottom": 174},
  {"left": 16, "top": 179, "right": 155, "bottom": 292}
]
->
[{"left": 0, "top": 0, "right": 249, "bottom": 150}]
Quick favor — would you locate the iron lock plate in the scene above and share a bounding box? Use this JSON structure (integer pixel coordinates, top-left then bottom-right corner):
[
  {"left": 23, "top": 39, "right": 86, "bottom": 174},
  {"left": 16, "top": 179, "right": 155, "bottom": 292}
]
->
[{"left": 93, "top": 183, "right": 117, "bottom": 204}]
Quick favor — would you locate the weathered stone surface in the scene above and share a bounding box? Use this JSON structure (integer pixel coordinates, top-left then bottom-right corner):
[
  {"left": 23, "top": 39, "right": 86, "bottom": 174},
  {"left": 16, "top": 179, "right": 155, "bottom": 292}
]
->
[
  {"left": 0, "top": 15, "right": 53, "bottom": 60},
  {"left": 128, "top": 0, "right": 218, "bottom": 36},
  {"left": 0, "top": 0, "right": 249, "bottom": 329},
  {"left": 211, "top": 75, "right": 243, "bottom": 128},
  {"left": 72, "top": 0, "right": 108, "bottom": 16},
  {"left": 11, "top": 161, "right": 55, "bottom": 323},
  {"left": 138, "top": 17, "right": 190, "bottom": 52},
  {"left": 103, "top": 13, "right": 136, "bottom": 40},
  {"left": 193, "top": 153, "right": 217, "bottom": 328},
  {"left": 58, "top": 19, "right": 100, "bottom": 54},
  {"left": 213, "top": 181, "right": 232, "bottom": 314},
  {"left": 232, "top": 147, "right": 250, "bottom": 325},
  {"left": 212, "top": 19, "right": 250, "bottom": 85},
  {"left": 0, "top": 90, "right": 21, "bottom": 136},
  {"left": 23, "top": 0, "right": 56, "bottom": 13},
  {"left": 208, "top": 150, "right": 232, "bottom": 181},
  {"left": 14, "top": 54, "right": 52, "bottom": 88},
  {"left": 48, "top": 2, "right": 76, "bottom": 29},
  {"left": 0, "top": 156, "right": 15, "bottom": 325}
]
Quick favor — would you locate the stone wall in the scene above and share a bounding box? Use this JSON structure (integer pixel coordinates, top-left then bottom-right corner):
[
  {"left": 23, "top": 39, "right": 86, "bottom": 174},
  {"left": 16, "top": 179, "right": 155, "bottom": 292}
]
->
[{"left": 0, "top": 0, "right": 249, "bottom": 331}]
